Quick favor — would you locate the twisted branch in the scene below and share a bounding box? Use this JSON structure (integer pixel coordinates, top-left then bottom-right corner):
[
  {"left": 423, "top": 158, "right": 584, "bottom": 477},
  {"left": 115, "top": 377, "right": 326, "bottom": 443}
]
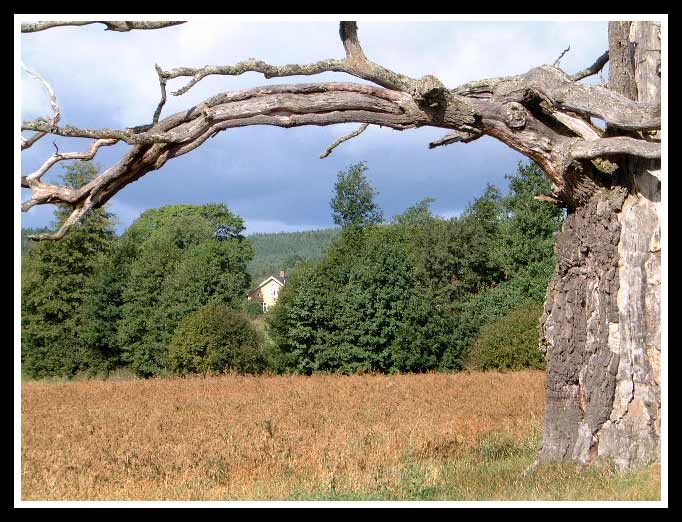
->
[
  {"left": 158, "top": 20, "right": 426, "bottom": 97},
  {"left": 20, "top": 21, "right": 660, "bottom": 240},
  {"left": 570, "top": 136, "right": 660, "bottom": 160},
  {"left": 21, "top": 21, "right": 186, "bottom": 33}
]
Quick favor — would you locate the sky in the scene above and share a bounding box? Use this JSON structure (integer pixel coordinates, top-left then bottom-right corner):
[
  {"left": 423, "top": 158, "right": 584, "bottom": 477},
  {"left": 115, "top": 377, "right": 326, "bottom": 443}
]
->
[{"left": 19, "top": 17, "right": 610, "bottom": 235}]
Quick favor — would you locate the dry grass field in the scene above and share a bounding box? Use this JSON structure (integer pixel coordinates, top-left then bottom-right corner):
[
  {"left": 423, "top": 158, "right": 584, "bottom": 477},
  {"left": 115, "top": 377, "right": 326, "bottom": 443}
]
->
[{"left": 21, "top": 370, "right": 660, "bottom": 501}]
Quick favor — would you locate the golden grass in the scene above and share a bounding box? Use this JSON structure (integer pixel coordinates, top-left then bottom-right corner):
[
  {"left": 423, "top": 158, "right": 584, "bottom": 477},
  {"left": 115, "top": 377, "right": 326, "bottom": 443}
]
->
[{"left": 21, "top": 370, "right": 660, "bottom": 501}]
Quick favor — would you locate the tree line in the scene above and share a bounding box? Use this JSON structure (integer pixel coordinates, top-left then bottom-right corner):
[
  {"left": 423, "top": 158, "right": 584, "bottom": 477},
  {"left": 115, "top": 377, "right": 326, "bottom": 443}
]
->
[{"left": 21, "top": 160, "right": 563, "bottom": 379}]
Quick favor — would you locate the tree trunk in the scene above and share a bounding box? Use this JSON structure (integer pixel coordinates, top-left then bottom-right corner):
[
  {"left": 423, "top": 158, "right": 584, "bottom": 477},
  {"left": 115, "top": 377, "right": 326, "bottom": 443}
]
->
[{"left": 537, "top": 21, "right": 661, "bottom": 470}]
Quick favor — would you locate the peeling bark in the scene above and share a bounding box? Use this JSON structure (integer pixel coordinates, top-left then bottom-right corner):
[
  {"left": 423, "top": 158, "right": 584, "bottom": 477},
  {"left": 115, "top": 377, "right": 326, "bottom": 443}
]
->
[{"left": 537, "top": 21, "right": 661, "bottom": 470}]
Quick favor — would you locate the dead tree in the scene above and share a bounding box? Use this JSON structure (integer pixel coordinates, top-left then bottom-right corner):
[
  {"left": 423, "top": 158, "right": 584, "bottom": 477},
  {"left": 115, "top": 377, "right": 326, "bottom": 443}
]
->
[{"left": 20, "top": 20, "right": 661, "bottom": 470}]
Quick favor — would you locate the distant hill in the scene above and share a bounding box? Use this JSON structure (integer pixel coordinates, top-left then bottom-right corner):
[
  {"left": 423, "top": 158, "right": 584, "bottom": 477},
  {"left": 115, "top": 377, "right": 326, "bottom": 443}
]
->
[
  {"left": 22, "top": 225, "right": 340, "bottom": 287},
  {"left": 247, "top": 228, "right": 340, "bottom": 285}
]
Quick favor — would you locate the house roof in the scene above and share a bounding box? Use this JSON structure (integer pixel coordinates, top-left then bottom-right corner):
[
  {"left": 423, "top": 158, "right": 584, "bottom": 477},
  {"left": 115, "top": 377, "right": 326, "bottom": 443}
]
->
[{"left": 250, "top": 275, "right": 285, "bottom": 293}]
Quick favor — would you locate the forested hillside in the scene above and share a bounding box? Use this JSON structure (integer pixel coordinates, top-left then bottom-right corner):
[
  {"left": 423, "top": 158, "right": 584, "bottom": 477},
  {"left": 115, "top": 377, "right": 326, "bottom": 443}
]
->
[{"left": 246, "top": 228, "right": 340, "bottom": 284}]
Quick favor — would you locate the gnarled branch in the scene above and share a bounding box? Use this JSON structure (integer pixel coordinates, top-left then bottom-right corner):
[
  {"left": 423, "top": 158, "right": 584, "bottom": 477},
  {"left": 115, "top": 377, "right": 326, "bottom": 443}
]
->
[
  {"left": 428, "top": 130, "right": 482, "bottom": 149},
  {"left": 158, "top": 20, "right": 433, "bottom": 99},
  {"left": 570, "top": 136, "right": 660, "bottom": 160},
  {"left": 21, "top": 21, "right": 186, "bottom": 33},
  {"left": 20, "top": 21, "right": 660, "bottom": 240},
  {"left": 25, "top": 139, "right": 118, "bottom": 183}
]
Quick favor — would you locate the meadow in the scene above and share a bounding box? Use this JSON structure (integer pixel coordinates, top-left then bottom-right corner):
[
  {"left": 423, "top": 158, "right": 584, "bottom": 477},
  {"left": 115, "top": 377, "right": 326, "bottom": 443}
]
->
[{"left": 21, "top": 370, "right": 660, "bottom": 501}]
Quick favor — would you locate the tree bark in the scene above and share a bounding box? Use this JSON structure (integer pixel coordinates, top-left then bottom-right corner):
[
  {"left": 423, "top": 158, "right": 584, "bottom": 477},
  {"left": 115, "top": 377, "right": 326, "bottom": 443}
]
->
[{"left": 537, "top": 21, "right": 661, "bottom": 469}]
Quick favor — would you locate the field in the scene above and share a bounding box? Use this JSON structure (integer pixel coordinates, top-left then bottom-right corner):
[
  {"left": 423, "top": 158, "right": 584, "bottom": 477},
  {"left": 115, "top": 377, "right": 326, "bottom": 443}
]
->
[{"left": 21, "top": 371, "right": 660, "bottom": 501}]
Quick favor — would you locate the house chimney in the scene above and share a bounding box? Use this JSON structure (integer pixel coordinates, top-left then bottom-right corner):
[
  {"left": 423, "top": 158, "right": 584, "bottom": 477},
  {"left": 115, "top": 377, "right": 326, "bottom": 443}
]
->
[{"left": 279, "top": 270, "right": 286, "bottom": 283}]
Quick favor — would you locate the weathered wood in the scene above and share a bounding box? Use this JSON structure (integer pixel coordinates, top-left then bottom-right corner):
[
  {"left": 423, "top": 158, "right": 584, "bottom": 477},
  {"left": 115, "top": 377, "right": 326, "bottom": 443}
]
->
[
  {"left": 22, "top": 23, "right": 660, "bottom": 238},
  {"left": 21, "top": 21, "right": 185, "bottom": 33},
  {"left": 537, "top": 20, "right": 661, "bottom": 470}
]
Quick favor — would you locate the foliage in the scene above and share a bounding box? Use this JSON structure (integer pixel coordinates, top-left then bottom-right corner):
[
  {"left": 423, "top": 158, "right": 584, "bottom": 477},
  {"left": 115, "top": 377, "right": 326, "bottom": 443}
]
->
[
  {"left": 493, "top": 161, "right": 564, "bottom": 280},
  {"left": 392, "top": 197, "right": 436, "bottom": 226},
  {"left": 21, "top": 160, "right": 563, "bottom": 378},
  {"left": 168, "top": 304, "right": 266, "bottom": 375},
  {"left": 116, "top": 204, "right": 253, "bottom": 377},
  {"left": 79, "top": 236, "right": 137, "bottom": 371},
  {"left": 330, "top": 162, "right": 383, "bottom": 228},
  {"left": 269, "top": 161, "right": 563, "bottom": 374},
  {"left": 21, "top": 162, "right": 117, "bottom": 378},
  {"left": 464, "top": 303, "right": 546, "bottom": 370},
  {"left": 410, "top": 185, "right": 505, "bottom": 307},
  {"left": 268, "top": 225, "right": 456, "bottom": 374}
]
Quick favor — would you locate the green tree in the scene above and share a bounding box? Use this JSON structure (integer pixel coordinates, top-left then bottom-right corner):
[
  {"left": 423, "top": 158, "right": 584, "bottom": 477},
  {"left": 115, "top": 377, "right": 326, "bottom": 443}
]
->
[
  {"left": 494, "top": 161, "right": 564, "bottom": 280},
  {"left": 79, "top": 236, "right": 137, "bottom": 371},
  {"left": 21, "top": 162, "right": 116, "bottom": 378},
  {"left": 154, "top": 238, "right": 253, "bottom": 340},
  {"left": 393, "top": 197, "right": 436, "bottom": 226},
  {"left": 330, "top": 162, "right": 383, "bottom": 228},
  {"left": 440, "top": 162, "right": 564, "bottom": 368},
  {"left": 410, "top": 185, "right": 505, "bottom": 308},
  {"left": 115, "top": 204, "right": 253, "bottom": 376},
  {"left": 267, "top": 225, "right": 456, "bottom": 374}
]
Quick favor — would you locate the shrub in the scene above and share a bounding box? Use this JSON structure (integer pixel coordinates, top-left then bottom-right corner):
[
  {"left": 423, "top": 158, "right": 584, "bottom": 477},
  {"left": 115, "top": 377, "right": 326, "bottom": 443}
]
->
[
  {"left": 168, "top": 304, "right": 266, "bottom": 375},
  {"left": 464, "top": 303, "right": 545, "bottom": 370}
]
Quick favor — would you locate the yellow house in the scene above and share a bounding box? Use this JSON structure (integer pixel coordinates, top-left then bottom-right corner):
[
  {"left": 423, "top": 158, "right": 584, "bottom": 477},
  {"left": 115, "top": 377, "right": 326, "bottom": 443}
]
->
[{"left": 247, "top": 271, "right": 286, "bottom": 312}]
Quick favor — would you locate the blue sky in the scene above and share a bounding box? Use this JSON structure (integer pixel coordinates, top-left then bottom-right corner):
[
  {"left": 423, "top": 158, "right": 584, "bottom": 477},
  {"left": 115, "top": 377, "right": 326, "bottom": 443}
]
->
[{"left": 20, "top": 18, "right": 609, "bottom": 234}]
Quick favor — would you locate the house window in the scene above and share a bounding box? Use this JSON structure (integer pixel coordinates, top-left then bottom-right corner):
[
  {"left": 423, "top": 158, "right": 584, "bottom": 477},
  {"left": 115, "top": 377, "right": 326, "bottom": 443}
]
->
[{"left": 262, "top": 302, "right": 268, "bottom": 313}]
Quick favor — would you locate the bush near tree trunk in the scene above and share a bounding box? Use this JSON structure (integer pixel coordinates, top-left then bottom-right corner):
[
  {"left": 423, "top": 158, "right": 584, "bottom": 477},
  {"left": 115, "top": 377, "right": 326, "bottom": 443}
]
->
[
  {"left": 464, "top": 303, "right": 546, "bottom": 371},
  {"left": 168, "top": 304, "right": 267, "bottom": 375}
]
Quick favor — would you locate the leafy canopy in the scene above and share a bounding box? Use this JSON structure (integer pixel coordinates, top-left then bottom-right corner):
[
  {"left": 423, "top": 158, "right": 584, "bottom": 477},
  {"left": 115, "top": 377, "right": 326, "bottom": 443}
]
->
[{"left": 330, "top": 161, "right": 383, "bottom": 228}]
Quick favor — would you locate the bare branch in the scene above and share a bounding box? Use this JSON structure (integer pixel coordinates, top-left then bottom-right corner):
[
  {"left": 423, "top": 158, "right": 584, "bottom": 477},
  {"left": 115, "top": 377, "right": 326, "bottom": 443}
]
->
[
  {"left": 21, "top": 63, "right": 61, "bottom": 150},
  {"left": 570, "top": 136, "right": 660, "bottom": 160},
  {"left": 160, "top": 58, "right": 349, "bottom": 96},
  {"left": 23, "top": 83, "right": 428, "bottom": 146},
  {"left": 451, "top": 75, "right": 520, "bottom": 98},
  {"left": 428, "top": 129, "right": 482, "bottom": 149},
  {"left": 21, "top": 21, "right": 186, "bottom": 33},
  {"left": 553, "top": 46, "right": 571, "bottom": 67},
  {"left": 158, "top": 22, "right": 429, "bottom": 98},
  {"left": 21, "top": 82, "right": 441, "bottom": 239},
  {"left": 320, "top": 123, "right": 369, "bottom": 158},
  {"left": 20, "top": 23, "right": 660, "bottom": 240},
  {"left": 570, "top": 51, "right": 609, "bottom": 81},
  {"left": 152, "top": 64, "right": 168, "bottom": 124},
  {"left": 25, "top": 139, "right": 118, "bottom": 182},
  {"left": 27, "top": 205, "right": 91, "bottom": 240},
  {"left": 495, "top": 66, "right": 660, "bottom": 130}
]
